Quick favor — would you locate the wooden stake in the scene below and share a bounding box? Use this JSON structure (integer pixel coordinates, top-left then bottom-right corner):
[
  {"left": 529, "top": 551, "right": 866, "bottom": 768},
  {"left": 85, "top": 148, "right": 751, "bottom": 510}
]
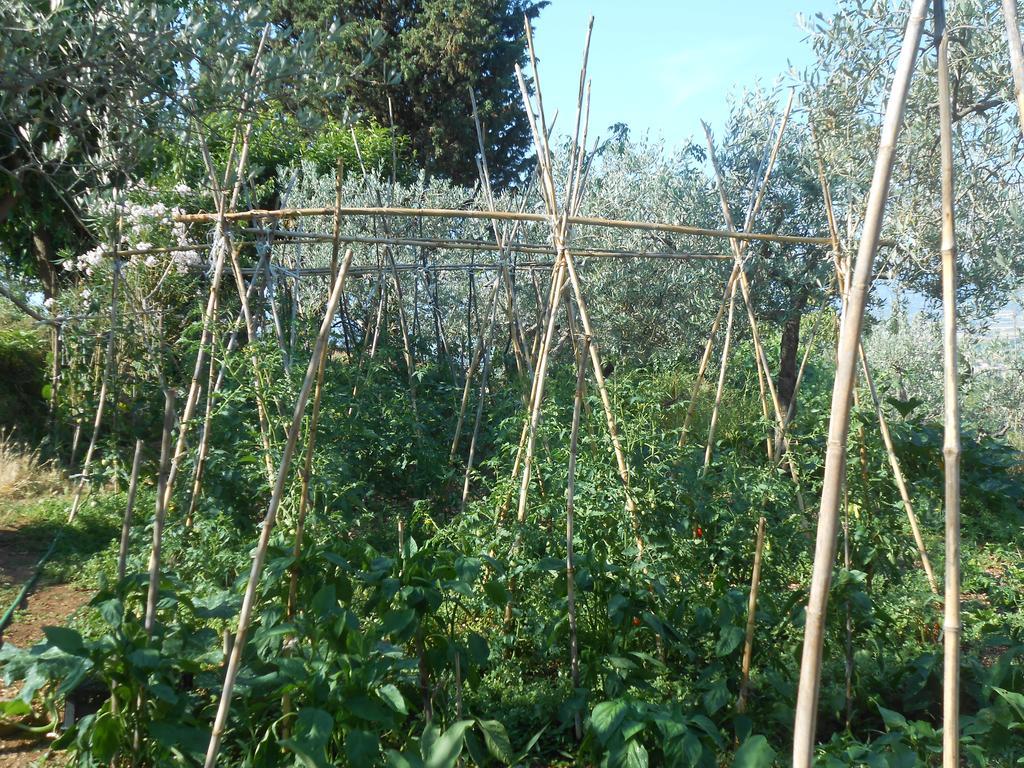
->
[
  {"left": 174, "top": 206, "right": 834, "bottom": 248},
  {"left": 737, "top": 516, "right": 766, "bottom": 714},
  {"left": 702, "top": 124, "right": 788, "bottom": 458},
  {"left": 160, "top": 228, "right": 233, "bottom": 515},
  {"left": 197, "top": 129, "right": 278, "bottom": 486},
  {"left": 514, "top": 43, "right": 644, "bottom": 551},
  {"left": 814, "top": 144, "right": 937, "bottom": 586},
  {"left": 702, "top": 282, "right": 738, "bottom": 471},
  {"left": 857, "top": 346, "right": 938, "bottom": 593},
  {"left": 69, "top": 253, "right": 121, "bottom": 522},
  {"left": 47, "top": 323, "right": 62, "bottom": 454},
  {"left": 792, "top": 2, "right": 929, "bottom": 762},
  {"left": 566, "top": 335, "right": 589, "bottom": 741},
  {"left": 681, "top": 93, "right": 794, "bottom": 450},
  {"left": 680, "top": 271, "right": 736, "bottom": 447},
  {"left": 450, "top": 274, "right": 502, "bottom": 461},
  {"left": 459, "top": 294, "right": 501, "bottom": 512},
  {"left": 145, "top": 391, "right": 176, "bottom": 637},
  {"left": 117, "top": 439, "right": 144, "bottom": 581}
]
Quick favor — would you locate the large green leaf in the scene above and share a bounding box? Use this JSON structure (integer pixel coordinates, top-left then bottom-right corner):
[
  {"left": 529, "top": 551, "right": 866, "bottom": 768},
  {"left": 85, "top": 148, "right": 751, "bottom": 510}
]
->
[
  {"left": 89, "top": 712, "right": 122, "bottom": 763},
  {"left": 345, "top": 730, "right": 380, "bottom": 766},
  {"left": 878, "top": 706, "right": 908, "bottom": 731},
  {"left": 467, "top": 632, "right": 489, "bottom": 666},
  {"left": 279, "top": 707, "right": 333, "bottom": 768},
  {"left": 150, "top": 722, "right": 209, "bottom": 758},
  {"left": 590, "top": 699, "right": 630, "bottom": 745},
  {"left": 607, "top": 737, "right": 648, "bottom": 768},
  {"left": 42, "top": 626, "right": 85, "bottom": 655},
  {"left": 477, "top": 719, "right": 515, "bottom": 764},
  {"left": 377, "top": 683, "right": 408, "bottom": 715},
  {"left": 732, "top": 735, "right": 776, "bottom": 768},
  {"left": 715, "top": 625, "right": 745, "bottom": 656},
  {"left": 423, "top": 720, "right": 473, "bottom": 768}
]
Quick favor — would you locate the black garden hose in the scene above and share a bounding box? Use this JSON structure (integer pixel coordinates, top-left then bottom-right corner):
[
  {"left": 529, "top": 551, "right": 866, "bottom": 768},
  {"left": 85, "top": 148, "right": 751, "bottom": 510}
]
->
[{"left": 0, "top": 531, "right": 62, "bottom": 641}]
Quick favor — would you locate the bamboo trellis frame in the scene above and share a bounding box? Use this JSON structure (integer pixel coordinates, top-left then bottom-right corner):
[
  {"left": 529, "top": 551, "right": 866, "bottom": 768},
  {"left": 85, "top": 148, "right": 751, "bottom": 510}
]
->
[{"left": 7, "top": 7, "right": 980, "bottom": 765}]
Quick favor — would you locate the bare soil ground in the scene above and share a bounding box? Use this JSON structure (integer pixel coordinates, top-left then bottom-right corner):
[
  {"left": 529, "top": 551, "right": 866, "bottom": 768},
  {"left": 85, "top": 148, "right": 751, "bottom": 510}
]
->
[{"left": 0, "top": 510, "right": 94, "bottom": 767}]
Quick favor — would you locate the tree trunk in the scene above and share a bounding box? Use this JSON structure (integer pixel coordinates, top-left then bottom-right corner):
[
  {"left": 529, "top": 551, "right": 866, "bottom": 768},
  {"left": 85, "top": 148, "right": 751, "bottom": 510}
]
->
[
  {"left": 32, "top": 226, "right": 60, "bottom": 299},
  {"left": 777, "top": 310, "right": 803, "bottom": 418}
]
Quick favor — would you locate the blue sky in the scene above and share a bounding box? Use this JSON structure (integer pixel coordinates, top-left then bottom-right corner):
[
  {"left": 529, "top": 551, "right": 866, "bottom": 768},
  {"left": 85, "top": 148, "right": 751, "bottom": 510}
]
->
[{"left": 530, "top": 0, "right": 837, "bottom": 147}]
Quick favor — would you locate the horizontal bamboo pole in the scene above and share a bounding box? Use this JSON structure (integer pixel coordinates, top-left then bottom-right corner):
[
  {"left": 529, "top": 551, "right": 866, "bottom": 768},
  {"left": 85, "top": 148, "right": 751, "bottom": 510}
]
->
[
  {"left": 240, "top": 230, "right": 737, "bottom": 261},
  {"left": 101, "top": 240, "right": 733, "bottom": 265},
  {"left": 174, "top": 205, "right": 837, "bottom": 246}
]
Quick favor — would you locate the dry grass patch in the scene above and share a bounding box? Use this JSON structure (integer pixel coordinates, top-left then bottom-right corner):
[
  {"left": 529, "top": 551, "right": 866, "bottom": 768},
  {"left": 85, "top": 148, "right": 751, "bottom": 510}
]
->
[{"left": 0, "top": 432, "right": 66, "bottom": 502}]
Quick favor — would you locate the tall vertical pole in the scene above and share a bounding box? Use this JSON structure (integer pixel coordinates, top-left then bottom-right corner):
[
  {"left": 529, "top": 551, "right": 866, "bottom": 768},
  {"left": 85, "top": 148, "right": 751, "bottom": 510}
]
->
[
  {"left": 792, "top": 1, "right": 929, "bottom": 763},
  {"left": 936, "top": 2, "right": 962, "bottom": 764}
]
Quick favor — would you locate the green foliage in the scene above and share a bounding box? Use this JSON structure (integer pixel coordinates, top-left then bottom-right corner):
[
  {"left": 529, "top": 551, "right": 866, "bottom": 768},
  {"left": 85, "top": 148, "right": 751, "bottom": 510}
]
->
[
  {"left": 271, "top": 0, "right": 547, "bottom": 188},
  {"left": 0, "top": 308, "right": 48, "bottom": 438},
  {"left": 1, "top": 320, "right": 1023, "bottom": 766},
  {"left": 0, "top": 0, "right": 352, "bottom": 291}
]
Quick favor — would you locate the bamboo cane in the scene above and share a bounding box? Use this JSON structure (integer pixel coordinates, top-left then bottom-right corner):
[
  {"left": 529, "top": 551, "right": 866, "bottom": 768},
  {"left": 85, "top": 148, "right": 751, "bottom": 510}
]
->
[
  {"left": 70, "top": 422, "right": 82, "bottom": 466},
  {"left": 566, "top": 335, "right": 589, "bottom": 741},
  {"left": 679, "top": 272, "right": 735, "bottom": 447},
  {"left": 48, "top": 323, "right": 62, "bottom": 454},
  {"left": 842, "top": 481, "right": 854, "bottom": 729},
  {"left": 346, "top": 131, "right": 420, "bottom": 420},
  {"left": 160, "top": 222, "right": 233, "bottom": 516},
  {"left": 459, "top": 295, "right": 501, "bottom": 512},
  {"left": 204, "top": 253, "right": 353, "bottom": 768},
  {"left": 1002, "top": 0, "right": 1024, "bottom": 138},
  {"left": 280, "top": 252, "right": 354, "bottom": 726},
  {"left": 814, "top": 144, "right": 937, "bottom": 587},
  {"left": 737, "top": 516, "right": 766, "bottom": 714},
  {"left": 69, "top": 253, "right": 120, "bottom": 522},
  {"left": 936, "top": 5, "right": 963, "bottom": 763},
  {"left": 702, "top": 282, "right": 738, "bottom": 470},
  {"left": 145, "top": 391, "right": 176, "bottom": 637},
  {"left": 702, "top": 126, "right": 809, "bottom": 513},
  {"left": 515, "top": 257, "right": 570, "bottom": 523},
  {"left": 857, "top": 346, "right": 938, "bottom": 593},
  {"left": 195, "top": 247, "right": 276, "bottom": 519},
  {"left": 792, "top": 2, "right": 929, "bottom": 762},
  {"left": 197, "top": 131, "right": 278, "bottom": 486},
  {"left": 287, "top": 242, "right": 351, "bottom": 622},
  {"left": 450, "top": 274, "right": 503, "bottom": 461},
  {"left": 117, "top": 439, "right": 144, "bottom": 581},
  {"left": 184, "top": 300, "right": 224, "bottom": 530}
]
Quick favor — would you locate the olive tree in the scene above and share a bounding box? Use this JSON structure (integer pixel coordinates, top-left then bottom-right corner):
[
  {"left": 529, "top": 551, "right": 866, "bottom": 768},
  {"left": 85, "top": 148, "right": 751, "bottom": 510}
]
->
[{"left": 0, "top": 0, "right": 348, "bottom": 297}]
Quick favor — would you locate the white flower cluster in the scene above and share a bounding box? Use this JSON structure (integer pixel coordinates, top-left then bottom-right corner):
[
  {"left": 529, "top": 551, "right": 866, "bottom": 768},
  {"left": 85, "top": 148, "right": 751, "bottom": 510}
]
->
[
  {"left": 66, "top": 245, "right": 107, "bottom": 275},
  {"left": 69, "top": 193, "right": 205, "bottom": 276},
  {"left": 170, "top": 249, "right": 203, "bottom": 272}
]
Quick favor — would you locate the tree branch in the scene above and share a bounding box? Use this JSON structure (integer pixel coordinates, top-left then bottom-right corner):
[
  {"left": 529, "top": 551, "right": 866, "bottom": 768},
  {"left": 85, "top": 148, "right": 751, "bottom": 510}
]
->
[{"left": 0, "top": 282, "right": 57, "bottom": 326}]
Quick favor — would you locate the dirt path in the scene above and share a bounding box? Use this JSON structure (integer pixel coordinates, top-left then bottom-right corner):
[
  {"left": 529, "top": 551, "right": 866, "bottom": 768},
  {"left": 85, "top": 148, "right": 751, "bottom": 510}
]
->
[{"left": 0, "top": 515, "right": 93, "bottom": 767}]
